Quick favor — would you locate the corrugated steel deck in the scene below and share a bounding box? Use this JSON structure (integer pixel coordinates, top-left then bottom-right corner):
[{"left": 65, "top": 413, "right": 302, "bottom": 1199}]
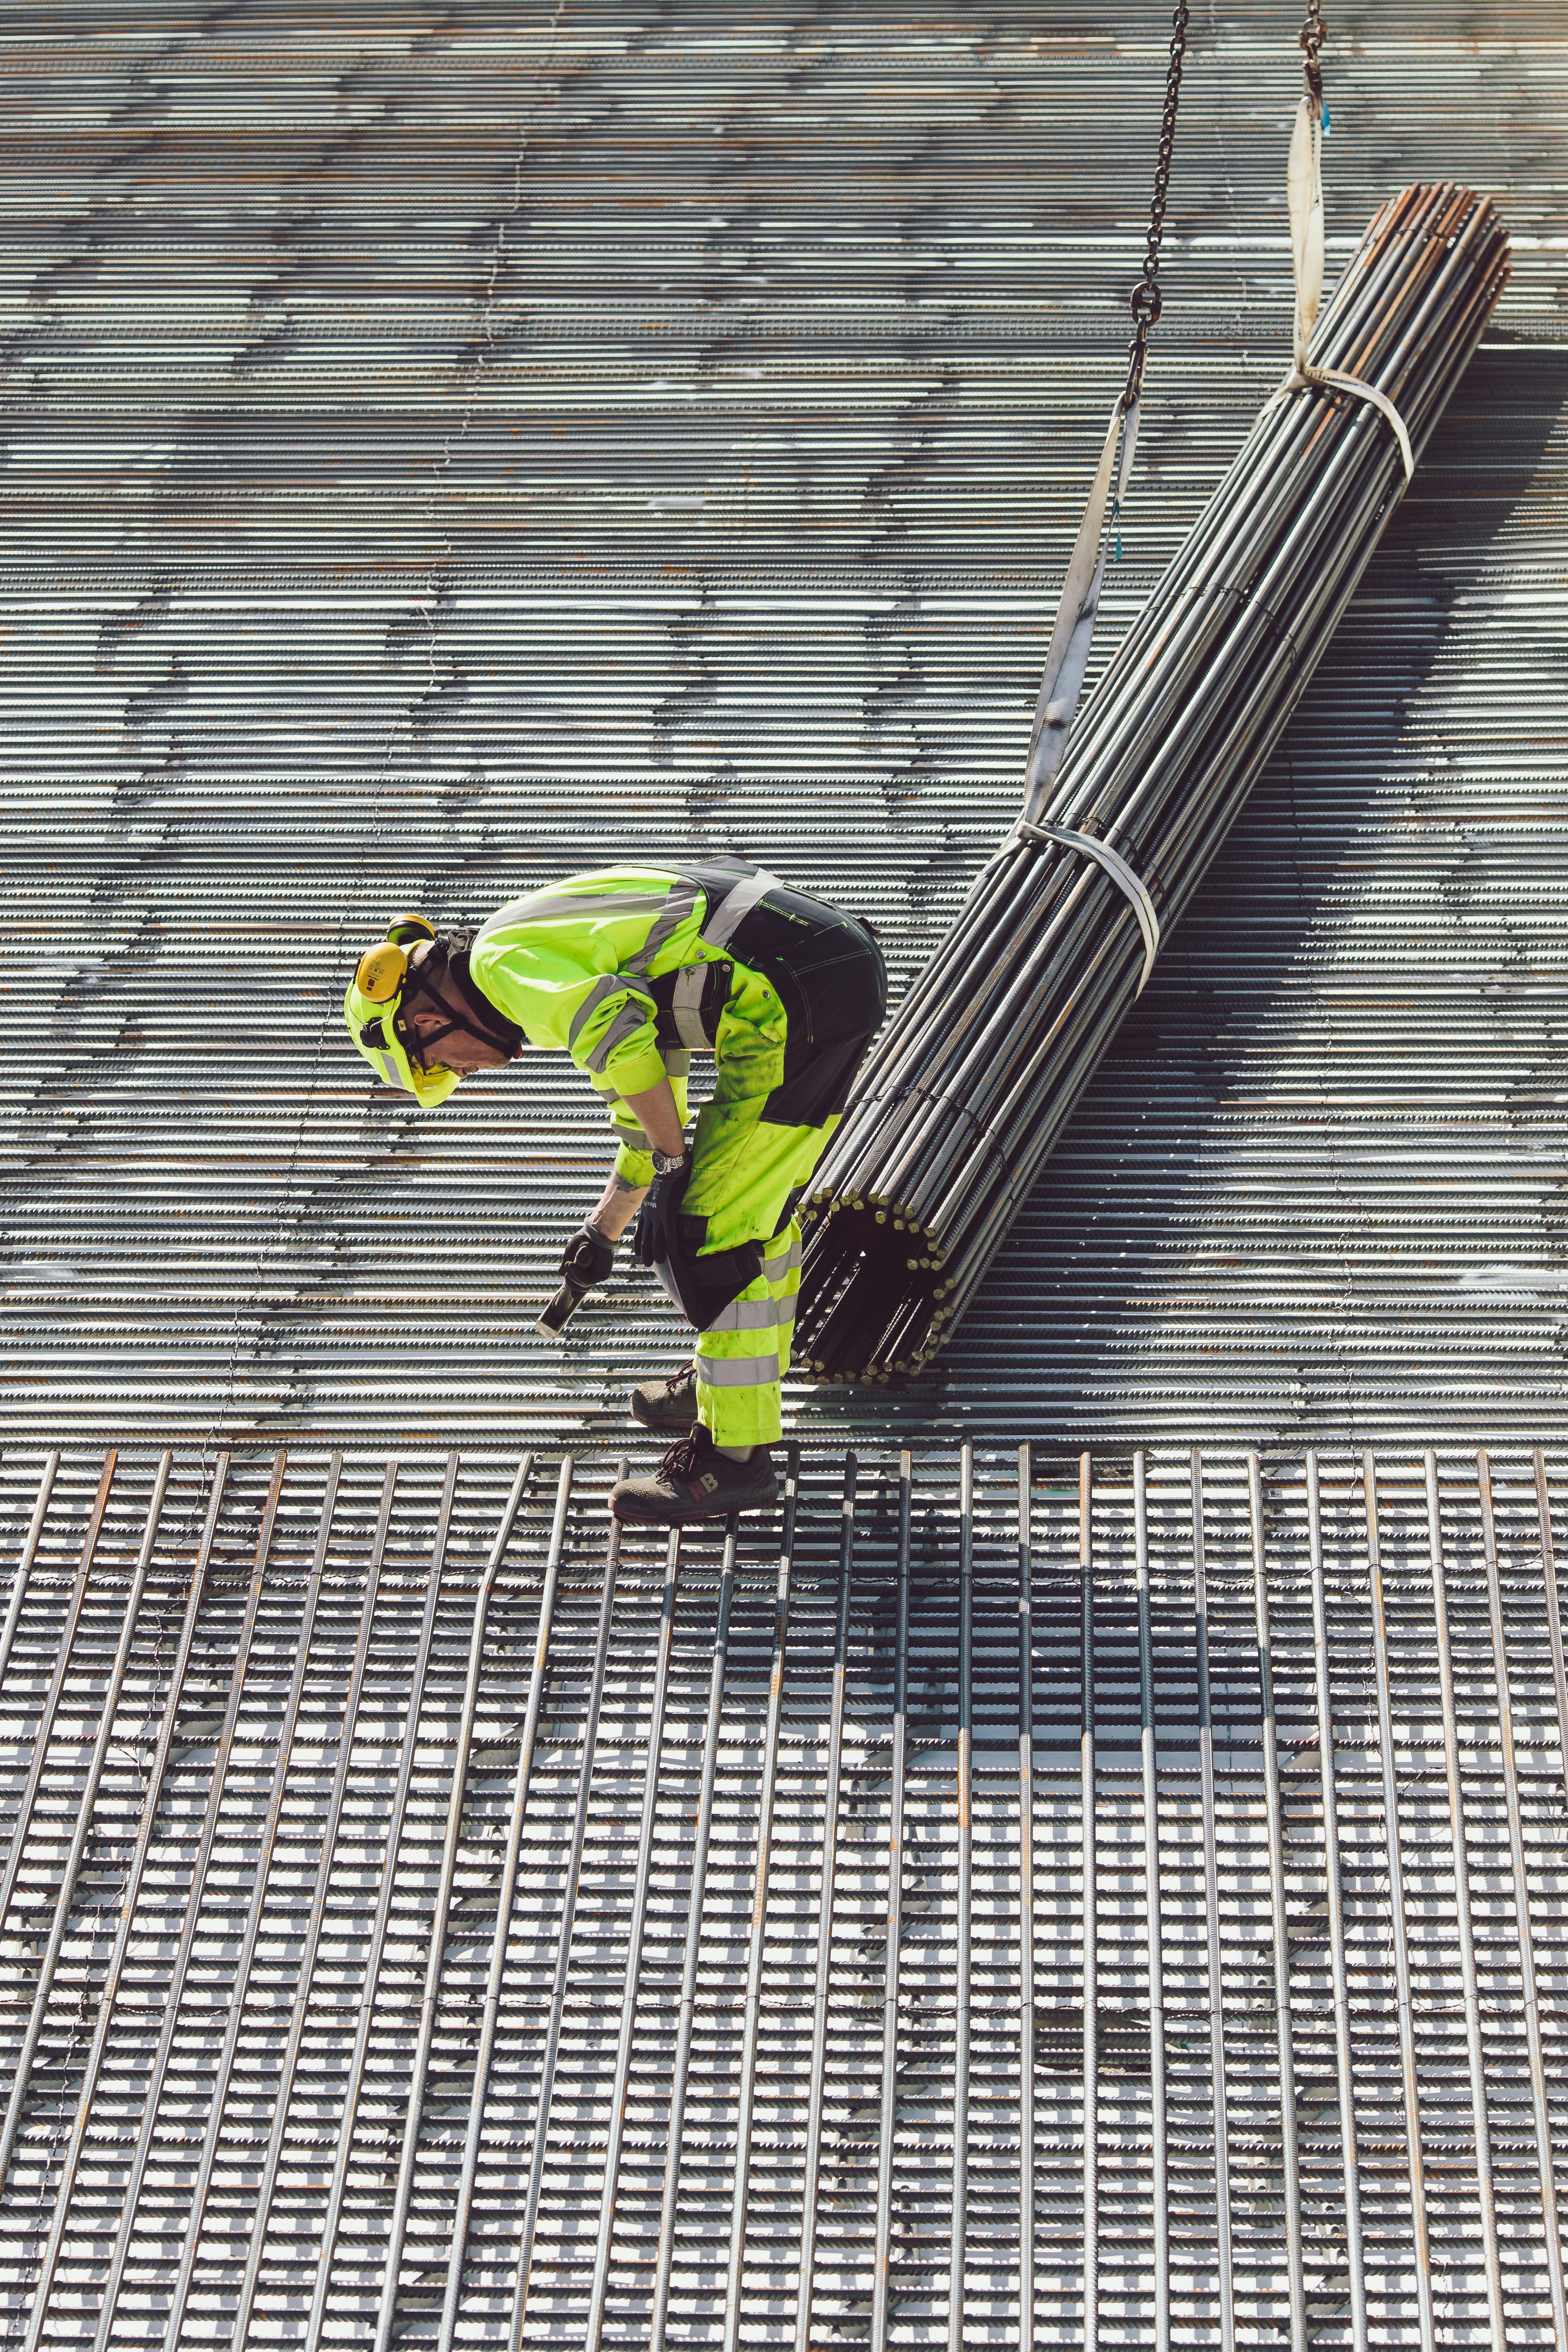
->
[
  {"left": 5, "top": 1441, "right": 1568, "bottom": 2347},
  {"left": 3, "top": 1, "right": 1566, "bottom": 1448}
]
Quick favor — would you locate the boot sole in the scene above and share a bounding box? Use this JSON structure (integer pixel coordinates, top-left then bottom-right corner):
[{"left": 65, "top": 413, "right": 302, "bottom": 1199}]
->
[{"left": 609, "top": 1486, "right": 778, "bottom": 1524}]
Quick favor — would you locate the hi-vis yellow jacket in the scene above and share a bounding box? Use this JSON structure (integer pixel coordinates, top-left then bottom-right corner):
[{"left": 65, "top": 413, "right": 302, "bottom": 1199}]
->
[
  {"left": 470, "top": 858, "right": 885, "bottom": 1237},
  {"left": 470, "top": 860, "right": 783, "bottom": 1099}
]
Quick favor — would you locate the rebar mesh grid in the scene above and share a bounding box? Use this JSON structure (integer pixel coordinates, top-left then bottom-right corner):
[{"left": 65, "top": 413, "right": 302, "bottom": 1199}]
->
[{"left": 4, "top": 1444, "right": 1568, "bottom": 2346}]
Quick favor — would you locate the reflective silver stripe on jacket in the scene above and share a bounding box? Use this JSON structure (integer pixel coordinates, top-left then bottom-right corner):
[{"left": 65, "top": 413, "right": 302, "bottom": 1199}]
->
[
  {"left": 671, "top": 964, "right": 710, "bottom": 1050},
  {"left": 582, "top": 999, "right": 650, "bottom": 1075},
  {"left": 700, "top": 867, "right": 780, "bottom": 952},
  {"left": 485, "top": 884, "right": 677, "bottom": 928},
  {"left": 641, "top": 880, "right": 704, "bottom": 965},
  {"left": 561, "top": 878, "right": 704, "bottom": 1068},
  {"left": 567, "top": 970, "right": 651, "bottom": 1052}
]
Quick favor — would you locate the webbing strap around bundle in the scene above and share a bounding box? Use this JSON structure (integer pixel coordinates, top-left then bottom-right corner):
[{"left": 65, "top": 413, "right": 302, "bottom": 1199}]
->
[
  {"left": 1016, "top": 818, "right": 1162, "bottom": 997},
  {"left": 1273, "top": 96, "right": 1415, "bottom": 483},
  {"left": 1279, "top": 359, "right": 1415, "bottom": 482}
]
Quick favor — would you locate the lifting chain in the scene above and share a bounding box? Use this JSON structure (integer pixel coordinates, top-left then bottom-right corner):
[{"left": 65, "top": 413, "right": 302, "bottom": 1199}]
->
[
  {"left": 1299, "top": 0, "right": 1326, "bottom": 113},
  {"left": 1122, "top": 0, "right": 1191, "bottom": 412}
]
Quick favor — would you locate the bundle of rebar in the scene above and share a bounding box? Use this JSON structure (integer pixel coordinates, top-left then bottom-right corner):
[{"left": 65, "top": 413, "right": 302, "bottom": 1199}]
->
[{"left": 795, "top": 183, "right": 1509, "bottom": 1381}]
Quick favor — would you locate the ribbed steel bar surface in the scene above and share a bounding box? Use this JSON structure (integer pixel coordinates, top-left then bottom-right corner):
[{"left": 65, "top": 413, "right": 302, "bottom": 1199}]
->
[
  {"left": 2, "top": 3, "right": 1567, "bottom": 1448},
  {"left": 4, "top": 1442, "right": 1568, "bottom": 2347}
]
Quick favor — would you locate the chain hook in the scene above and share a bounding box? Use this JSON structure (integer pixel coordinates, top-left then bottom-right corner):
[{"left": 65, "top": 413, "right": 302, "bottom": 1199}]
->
[
  {"left": 1121, "top": 0, "right": 1190, "bottom": 413},
  {"left": 1299, "top": 2, "right": 1326, "bottom": 112}
]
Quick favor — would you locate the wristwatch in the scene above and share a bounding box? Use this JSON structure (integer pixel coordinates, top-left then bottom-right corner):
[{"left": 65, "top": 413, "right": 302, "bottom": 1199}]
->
[{"left": 650, "top": 1147, "right": 687, "bottom": 1177}]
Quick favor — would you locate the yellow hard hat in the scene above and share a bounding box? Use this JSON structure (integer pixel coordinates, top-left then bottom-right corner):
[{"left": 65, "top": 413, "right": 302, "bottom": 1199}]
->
[{"left": 342, "top": 916, "right": 460, "bottom": 1106}]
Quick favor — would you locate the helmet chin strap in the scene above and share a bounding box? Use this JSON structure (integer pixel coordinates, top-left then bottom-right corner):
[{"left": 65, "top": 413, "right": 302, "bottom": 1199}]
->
[
  {"left": 396, "top": 1007, "right": 469, "bottom": 1070},
  {"left": 398, "top": 939, "right": 521, "bottom": 1064}
]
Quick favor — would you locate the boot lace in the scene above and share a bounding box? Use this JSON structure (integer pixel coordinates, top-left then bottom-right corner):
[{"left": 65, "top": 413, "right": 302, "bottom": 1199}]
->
[
  {"left": 659, "top": 1432, "right": 704, "bottom": 1482},
  {"left": 663, "top": 1359, "right": 695, "bottom": 1393}
]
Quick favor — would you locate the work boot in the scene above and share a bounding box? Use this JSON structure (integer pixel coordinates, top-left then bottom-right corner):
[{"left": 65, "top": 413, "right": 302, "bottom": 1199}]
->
[
  {"left": 629, "top": 1360, "right": 698, "bottom": 1433},
  {"left": 610, "top": 1430, "right": 778, "bottom": 1525}
]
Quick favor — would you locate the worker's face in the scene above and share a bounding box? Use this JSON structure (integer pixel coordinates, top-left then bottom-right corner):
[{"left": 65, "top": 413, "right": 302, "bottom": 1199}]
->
[
  {"left": 404, "top": 1005, "right": 513, "bottom": 1074},
  {"left": 404, "top": 944, "right": 517, "bottom": 1075}
]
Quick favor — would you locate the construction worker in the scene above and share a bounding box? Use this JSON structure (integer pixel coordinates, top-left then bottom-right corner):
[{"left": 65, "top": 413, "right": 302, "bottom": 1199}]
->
[{"left": 342, "top": 860, "right": 885, "bottom": 1523}]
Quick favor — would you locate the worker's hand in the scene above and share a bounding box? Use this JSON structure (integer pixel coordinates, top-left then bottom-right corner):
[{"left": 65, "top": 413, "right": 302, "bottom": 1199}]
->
[
  {"left": 561, "top": 1223, "right": 615, "bottom": 1289},
  {"left": 631, "top": 1162, "right": 688, "bottom": 1270},
  {"left": 536, "top": 1222, "right": 615, "bottom": 1337}
]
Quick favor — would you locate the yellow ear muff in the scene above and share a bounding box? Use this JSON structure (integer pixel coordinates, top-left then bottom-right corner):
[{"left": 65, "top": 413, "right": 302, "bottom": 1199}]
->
[
  {"left": 388, "top": 914, "right": 438, "bottom": 947},
  {"left": 355, "top": 941, "right": 409, "bottom": 1003}
]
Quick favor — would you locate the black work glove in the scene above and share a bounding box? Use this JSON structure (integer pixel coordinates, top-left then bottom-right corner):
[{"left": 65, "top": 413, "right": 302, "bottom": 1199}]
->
[
  {"left": 535, "top": 1222, "right": 615, "bottom": 1337},
  {"left": 632, "top": 1163, "right": 688, "bottom": 1270}
]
